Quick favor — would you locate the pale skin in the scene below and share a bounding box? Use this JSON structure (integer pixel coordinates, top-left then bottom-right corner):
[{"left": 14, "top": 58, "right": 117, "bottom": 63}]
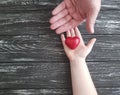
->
[
  {"left": 50, "top": 0, "right": 101, "bottom": 34},
  {"left": 61, "top": 27, "right": 97, "bottom": 95}
]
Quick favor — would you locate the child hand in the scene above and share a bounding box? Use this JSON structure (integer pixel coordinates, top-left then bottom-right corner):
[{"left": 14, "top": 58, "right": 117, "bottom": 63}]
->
[{"left": 61, "top": 27, "right": 96, "bottom": 62}]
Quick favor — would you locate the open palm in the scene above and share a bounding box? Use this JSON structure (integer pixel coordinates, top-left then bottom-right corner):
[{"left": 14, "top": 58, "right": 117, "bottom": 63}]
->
[
  {"left": 50, "top": 0, "right": 101, "bottom": 34},
  {"left": 61, "top": 27, "right": 96, "bottom": 61}
]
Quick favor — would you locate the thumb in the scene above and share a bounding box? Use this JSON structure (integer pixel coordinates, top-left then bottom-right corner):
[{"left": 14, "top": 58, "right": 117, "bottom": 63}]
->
[
  {"left": 87, "top": 38, "right": 96, "bottom": 51},
  {"left": 86, "top": 10, "right": 98, "bottom": 34}
]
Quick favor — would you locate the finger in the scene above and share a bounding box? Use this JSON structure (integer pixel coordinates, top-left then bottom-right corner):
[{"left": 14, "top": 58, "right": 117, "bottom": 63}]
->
[
  {"left": 50, "top": 15, "right": 72, "bottom": 30},
  {"left": 87, "top": 38, "right": 96, "bottom": 51},
  {"left": 61, "top": 34, "right": 66, "bottom": 48},
  {"left": 86, "top": 10, "right": 99, "bottom": 34},
  {"left": 56, "top": 19, "right": 81, "bottom": 34},
  {"left": 74, "top": 27, "right": 84, "bottom": 44},
  {"left": 52, "top": 1, "right": 65, "bottom": 15},
  {"left": 66, "top": 30, "right": 71, "bottom": 37},
  {"left": 70, "top": 28, "right": 75, "bottom": 37},
  {"left": 49, "top": 9, "right": 68, "bottom": 24}
]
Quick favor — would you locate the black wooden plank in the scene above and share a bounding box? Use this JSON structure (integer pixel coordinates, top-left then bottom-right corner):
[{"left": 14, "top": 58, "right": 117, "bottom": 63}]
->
[
  {"left": 0, "top": 89, "right": 72, "bottom": 95},
  {"left": 0, "top": 0, "right": 119, "bottom": 10},
  {"left": 0, "top": 88, "right": 120, "bottom": 95},
  {"left": 0, "top": 62, "right": 71, "bottom": 89},
  {"left": 0, "top": 10, "right": 51, "bottom": 35},
  {"left": 101, "top": 0, "right": 120, "bottom": 10},
  {"left": 0, "top": 35, "right": 120, "bottom": 62},
  {"left": 0, "top": 0, "right": 61, "bottom": 12},
  {"left": 0, "top": 62, "right": 120, "bottom": 89},
  {"left": 80, "top": 10, "right": 120, "bottom": 35},
  {"left": 0, "top": 10, "right": 120, "bottom": 35},
  {"left": 0, "top": 0, "right": 58, "bottom": 11},
  {"left": 0, "top": 0, "right": 59, "bottom": 6}
]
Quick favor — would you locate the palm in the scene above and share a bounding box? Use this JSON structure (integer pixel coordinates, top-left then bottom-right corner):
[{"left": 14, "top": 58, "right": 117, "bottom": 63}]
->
[
  {"left": 50, "top": 0, "right": 101, "bottom": 34},
  {"left": 64, "top": 0, "right": 85, "bottom": 23},
  {"left": 65, "top": 40, "right": 89, "bottom": 60},
  {"left": 61, "top": 27, "right": 96, "bottom": 61}
]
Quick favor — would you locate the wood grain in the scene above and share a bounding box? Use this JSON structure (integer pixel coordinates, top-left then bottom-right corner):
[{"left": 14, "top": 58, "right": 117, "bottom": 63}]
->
[
  {"left": 0, "top": 62, "right": 120, "bottom": 89},
  {"left": 0, "top": 0, "right": 119, "bottom": 10},
  {"left": 101, "top": 0, "right": 120, "bottom": 10},
  {"left": 0, "top": 88, "right": 120, "bottom": 95},
  {"left": 0, "top": 10, "right": 120, "bottom": 35},
  {"left": 0, "top": 0, "right": 120, "bottom": 95},
  {"left": 0, "top": 35, "right": 120, "bottom": 62}
]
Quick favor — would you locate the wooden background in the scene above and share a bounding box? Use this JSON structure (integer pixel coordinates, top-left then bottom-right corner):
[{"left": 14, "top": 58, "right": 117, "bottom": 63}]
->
[{"left": 0, "top": 0, "right": 120, "bottom": 95}]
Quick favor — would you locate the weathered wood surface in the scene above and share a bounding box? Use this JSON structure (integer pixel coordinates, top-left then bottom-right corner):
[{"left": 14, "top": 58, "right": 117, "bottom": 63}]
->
[
  {"left": 0, "top": 88, "right": 120, "bottom": 95},
  {"left": 0, "top": 10, "right": 120, "bottom": 35},
  {"left": 0, "top": 62, "right": 120, "bottom": 89},
  {"left": 0, "top": 0, "right": 120, "bottom": 95},
  {"left": 0, "top": 0, "right": 119, "bottom": 10},
  {"left": 0, "top": 0, "right": 119, "bottom": 35},
  {"left": 0, "top": 35, "right": 120, "bottom": 62}
]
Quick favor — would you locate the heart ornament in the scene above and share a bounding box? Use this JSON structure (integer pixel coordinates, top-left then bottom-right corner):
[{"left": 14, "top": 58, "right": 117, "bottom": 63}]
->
[{"left": 65, "top": 37, "right": 80, "bottom": 49}]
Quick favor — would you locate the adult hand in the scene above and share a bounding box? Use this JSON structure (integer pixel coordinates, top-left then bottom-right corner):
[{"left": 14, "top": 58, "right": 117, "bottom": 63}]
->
[
  {"left": 61, "top": 27, "right": 96, "bottom": 62},
  {"left": 50, "top": 0, "right": 101, "bottom": 34}
]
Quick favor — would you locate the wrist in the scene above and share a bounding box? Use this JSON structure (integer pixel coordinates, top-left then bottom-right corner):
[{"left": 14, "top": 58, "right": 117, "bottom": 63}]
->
[{"left": 70, "top": 57, "right": 86, "bottom": 65}]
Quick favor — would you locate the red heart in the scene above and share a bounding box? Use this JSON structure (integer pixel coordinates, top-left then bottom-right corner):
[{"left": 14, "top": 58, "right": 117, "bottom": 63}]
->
[{"left": 65, "top": 37, "right": 80, "bottom": 49}]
